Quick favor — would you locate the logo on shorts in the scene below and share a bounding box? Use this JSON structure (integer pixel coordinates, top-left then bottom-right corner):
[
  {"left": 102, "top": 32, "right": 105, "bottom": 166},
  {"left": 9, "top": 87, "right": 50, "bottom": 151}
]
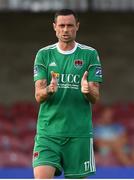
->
[
  {"left": 33, "top": 152, "right": 39, "bottom": 159},
  {"left": 74, "top": 59, "right": 84, "bottom": 69}
]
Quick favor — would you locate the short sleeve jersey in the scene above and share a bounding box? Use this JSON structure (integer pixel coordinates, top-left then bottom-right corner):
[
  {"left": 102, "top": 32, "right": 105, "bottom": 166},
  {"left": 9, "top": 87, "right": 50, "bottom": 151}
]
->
[{"left": 34, "top": 42, "right": 102, "bottom": 137}]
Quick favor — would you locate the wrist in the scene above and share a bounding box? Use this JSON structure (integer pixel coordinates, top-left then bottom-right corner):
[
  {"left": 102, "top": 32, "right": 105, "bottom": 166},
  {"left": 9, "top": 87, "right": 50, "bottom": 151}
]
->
[{"left": 46, "top": 86, "right": 53, "bottom": 96}]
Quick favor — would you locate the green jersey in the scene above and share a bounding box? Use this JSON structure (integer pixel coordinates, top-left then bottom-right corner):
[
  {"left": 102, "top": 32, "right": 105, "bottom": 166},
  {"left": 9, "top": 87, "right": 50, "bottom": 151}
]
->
[{"left": 34, "top": 42, "right": 102, "bottom": 137}]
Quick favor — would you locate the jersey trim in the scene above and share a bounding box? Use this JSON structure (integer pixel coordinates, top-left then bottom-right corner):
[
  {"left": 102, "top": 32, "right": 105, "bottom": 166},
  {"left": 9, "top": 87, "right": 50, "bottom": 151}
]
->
[
  {"left": 33, "top": 160, "right": 62, "bottom": 171},
  {"left": 56, "top": 42, "right": 78, "bottom": 54},
  {"left": 90, "top": 138, "right": 96, "bottom": 172},
  {"left": 78, "top": 43, "right": 95, "bottom": 51},
  {"left": 39, "top": 43, "right": 57, "bottom": 51},
  {"left": 38, "top": 43, "right": 95, "bottom": 52},
  {"left": 88, "top": 64, "right": 101, "bottom": 70},
  {"left": 35, "top": 63, "right": 47, "bottom": 69}
]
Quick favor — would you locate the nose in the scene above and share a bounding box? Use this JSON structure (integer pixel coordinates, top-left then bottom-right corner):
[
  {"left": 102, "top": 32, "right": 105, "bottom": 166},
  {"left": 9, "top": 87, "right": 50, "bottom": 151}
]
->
[{"left": 63, "top": 25, "right": 68, "bottom": 32}]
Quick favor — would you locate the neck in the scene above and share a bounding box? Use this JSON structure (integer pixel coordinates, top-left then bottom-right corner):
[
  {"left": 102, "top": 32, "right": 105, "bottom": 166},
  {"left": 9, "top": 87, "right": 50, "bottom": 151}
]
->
[{"left": 58, "top": 41, "right": 76, "bottom": 51}]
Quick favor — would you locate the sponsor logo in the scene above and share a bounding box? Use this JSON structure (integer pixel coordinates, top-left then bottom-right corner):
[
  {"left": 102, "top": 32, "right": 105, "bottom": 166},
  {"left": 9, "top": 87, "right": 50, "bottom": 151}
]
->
[
  {"left": 57, "top": 73, "right": 80, "bottom": 90},
  {"left": 95, "top": 66, "right": 102, "bottom": 77},
  {"left": 60, "top": 74, "right": 80, "bottom": 84},
  {"left": 49, "top": 62, "right": 57, "bottom": 67},
  {"left": 52, "top": 72, "right": 59, "bottom": 78},
  {"left": 74, "top": 59, "right": 84, "bottom": 69},
  {"left": 34, "top": 66, "right": 38, "bottom": 77}
]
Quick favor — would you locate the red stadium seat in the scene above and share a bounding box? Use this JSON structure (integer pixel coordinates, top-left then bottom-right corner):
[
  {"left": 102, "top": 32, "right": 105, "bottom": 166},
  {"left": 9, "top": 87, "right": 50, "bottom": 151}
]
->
[
  {"left": 9, "top": 101, "right": 38, "bottom": 119},
  {"left": 95, "top": 152, "right": 120, "bottom": 166},
  {"left": 20, "top": 132, "right": 35, "bottom": 153},
  {"left": 129, "top": 134, "right": 134, "bottom": 146},
  {"left": 92, "top": 103, "right": 104, "bottom": 122},
  {"left": 0, "top": 150, "right": 31, "bottom": 167},
  {"left": 0, "top": 104, "right": 6, "bottom": 118},
  {"left": 112, "top": 102, "right": 134, "bottom": 121},
  {"left": 13, "top": 116, "right": 36, "bottom": 136},
  {"left": 0, "top": 134, "right": 21, "bottom": 151},
  {"left": 0, "top": 119, "right": 15, "bottom": 134}
]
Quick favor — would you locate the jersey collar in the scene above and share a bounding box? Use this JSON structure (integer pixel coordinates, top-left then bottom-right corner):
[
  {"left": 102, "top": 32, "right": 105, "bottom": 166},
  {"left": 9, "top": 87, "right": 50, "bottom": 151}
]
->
[{"left": 56, "top": 42, "right": 78, "bottom": 55}]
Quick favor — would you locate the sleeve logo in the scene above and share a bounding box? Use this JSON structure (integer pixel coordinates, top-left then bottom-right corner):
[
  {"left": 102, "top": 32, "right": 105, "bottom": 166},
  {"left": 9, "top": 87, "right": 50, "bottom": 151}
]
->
[
  {"left": 95, "top": 66, "right": 102, "bottom": 77},
  {"left": 34, "top": 66, "right": 38, "bottom": 77}
]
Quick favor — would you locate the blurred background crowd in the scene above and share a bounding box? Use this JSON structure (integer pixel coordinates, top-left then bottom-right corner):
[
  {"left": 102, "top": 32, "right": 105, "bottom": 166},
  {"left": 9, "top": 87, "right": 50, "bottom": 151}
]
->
[
  {"left": 0, "top": 102, "right": 134, "bottom": 168},
  {"left": 0, "top": 0, "right": 134, "bottom": 178}
]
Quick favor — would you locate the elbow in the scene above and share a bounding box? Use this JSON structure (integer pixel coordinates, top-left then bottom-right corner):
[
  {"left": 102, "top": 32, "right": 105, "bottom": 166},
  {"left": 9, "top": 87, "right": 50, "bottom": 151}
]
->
[
  {"left": 90, "top": 99, "right": 96, "bottom": 104},
  {"left": 35, "top": 95, "right": 41, "bottom": 103},
  {"left": 91, "top": 95, "right": 100, "bottom": 104}
]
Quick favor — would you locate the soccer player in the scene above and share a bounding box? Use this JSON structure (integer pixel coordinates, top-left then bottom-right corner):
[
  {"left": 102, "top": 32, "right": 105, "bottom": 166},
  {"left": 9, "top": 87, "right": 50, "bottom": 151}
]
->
[{"left": 33, "top": 9, "right": 102, "bottom": 179}]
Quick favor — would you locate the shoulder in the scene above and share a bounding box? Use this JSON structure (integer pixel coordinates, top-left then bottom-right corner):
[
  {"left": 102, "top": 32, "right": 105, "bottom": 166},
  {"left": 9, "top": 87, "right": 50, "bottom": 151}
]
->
[
  {"left": 77, "top": 43, "right": 96, "bottom": 52},
  {"left": 38, "top": 43, "right": 57, "bottom": 53}
]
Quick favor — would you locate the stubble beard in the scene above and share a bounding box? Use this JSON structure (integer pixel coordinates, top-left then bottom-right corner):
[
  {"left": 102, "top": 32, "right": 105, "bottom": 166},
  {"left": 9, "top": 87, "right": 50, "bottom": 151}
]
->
[{"left": 59, "top": 36, "right": 75, "bottom": 44}]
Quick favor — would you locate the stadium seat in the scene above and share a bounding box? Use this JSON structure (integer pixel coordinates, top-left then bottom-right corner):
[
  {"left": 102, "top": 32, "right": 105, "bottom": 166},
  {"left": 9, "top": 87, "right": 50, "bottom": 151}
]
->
[
  {"left": 0, "top": 150, "right": 31, "bottom": 167},
  {"left": 95, "top": 151, "right": 120, "bottom": 166},
  {"left": 9, "top": 101, "right": 38, "bottom": 119},
  {"left": 0, "top": 119, "right": 15, "bottom": 134},
  {"left": 20, "top": 132, "right": 35, "bottom": 153},
  {"left": 13, "top": 116, "right": 36, "bottom": 136},
  {"left": 129, "top": 134, "right": 134, "bottom": 146},
  {"left": 0, "top": 133, "right": 21, "bottom": 151},
  {"left": 0, "top": 104, "right": 6, "bottom": 118},
  {"left": 92, "top": 103, "right": 104, "bottom": 122},
  {"left": 112, "top": 102, "right": 134, "bottom": 121}
]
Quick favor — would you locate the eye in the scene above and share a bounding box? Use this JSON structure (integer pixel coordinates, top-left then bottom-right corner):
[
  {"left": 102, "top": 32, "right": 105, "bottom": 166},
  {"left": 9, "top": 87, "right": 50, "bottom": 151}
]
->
[
  {"left": 59, "top": 24, "right": 65, "bottom": 28},
  {"left": 68, "top": 24, "right": 74, "bottom": 27}
]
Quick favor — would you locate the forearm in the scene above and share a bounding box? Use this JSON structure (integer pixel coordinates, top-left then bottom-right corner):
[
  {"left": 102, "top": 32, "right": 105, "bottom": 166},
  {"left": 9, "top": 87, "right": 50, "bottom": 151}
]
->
[
  {"left": 82, "top": 82, "right": 100, "bottom": 104},
  {"left": 35, "top": 79, "right": 50, "bottom": 103},
  {"left": 35, "top": 86, "right": 48, "bottom": 103},
  {"left": 84, "top": 88, "right": 100, "bottom": 104}
]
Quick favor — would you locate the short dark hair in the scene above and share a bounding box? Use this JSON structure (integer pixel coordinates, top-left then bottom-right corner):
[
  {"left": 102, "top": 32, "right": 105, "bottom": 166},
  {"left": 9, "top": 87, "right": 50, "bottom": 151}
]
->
[{"left": 54, "top": 9, "right": 79, "bottom": 23}]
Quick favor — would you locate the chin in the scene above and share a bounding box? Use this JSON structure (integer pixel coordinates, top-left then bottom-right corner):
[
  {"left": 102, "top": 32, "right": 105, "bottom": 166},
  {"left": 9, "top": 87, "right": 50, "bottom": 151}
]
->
[{"left": 61, "top": 39, "right": 73, "bottom": 43}]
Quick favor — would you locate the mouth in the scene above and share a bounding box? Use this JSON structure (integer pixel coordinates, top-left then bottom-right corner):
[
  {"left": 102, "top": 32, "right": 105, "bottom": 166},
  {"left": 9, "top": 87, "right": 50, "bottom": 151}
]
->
[{"left": 62, "top": 34, "right": 69, "bottom": 38}]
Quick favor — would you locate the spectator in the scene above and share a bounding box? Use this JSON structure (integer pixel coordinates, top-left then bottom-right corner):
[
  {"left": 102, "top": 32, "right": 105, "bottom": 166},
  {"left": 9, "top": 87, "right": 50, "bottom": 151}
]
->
[{"left": 94, "top": 106, "right": 134, "bottom": 166}]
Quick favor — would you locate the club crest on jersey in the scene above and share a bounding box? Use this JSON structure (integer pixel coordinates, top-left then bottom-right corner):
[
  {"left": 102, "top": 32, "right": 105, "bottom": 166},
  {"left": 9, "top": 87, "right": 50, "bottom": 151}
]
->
[{"left": 74, "top": 59, "right": 84, "bottom": 69}]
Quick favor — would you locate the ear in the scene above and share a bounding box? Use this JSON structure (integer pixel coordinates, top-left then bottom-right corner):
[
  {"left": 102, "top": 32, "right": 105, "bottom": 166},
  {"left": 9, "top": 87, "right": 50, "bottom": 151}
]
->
[
  {"left": 76, "top": 22, "right": 80, "bottom": 31},
  {"left": 53, "top": 23, "right": 56, "bottom": 31}
]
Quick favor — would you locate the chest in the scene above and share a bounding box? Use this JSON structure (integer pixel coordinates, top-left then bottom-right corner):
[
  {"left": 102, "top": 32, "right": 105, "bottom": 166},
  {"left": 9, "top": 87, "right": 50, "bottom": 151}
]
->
[{"left": 47, "top": 51, "right": 89, "bottom": 76}]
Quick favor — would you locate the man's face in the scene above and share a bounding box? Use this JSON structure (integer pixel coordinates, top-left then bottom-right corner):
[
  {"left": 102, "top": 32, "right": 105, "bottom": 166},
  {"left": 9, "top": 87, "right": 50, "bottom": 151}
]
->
[{"left": 53, "top": 15, "right": 79, "bottom": 43}]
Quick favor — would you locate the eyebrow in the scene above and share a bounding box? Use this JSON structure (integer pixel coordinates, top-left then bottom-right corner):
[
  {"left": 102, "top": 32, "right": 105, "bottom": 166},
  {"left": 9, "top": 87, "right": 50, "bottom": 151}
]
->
[{"left": 58, "top": 23, "right": 74, "bottom": 26}]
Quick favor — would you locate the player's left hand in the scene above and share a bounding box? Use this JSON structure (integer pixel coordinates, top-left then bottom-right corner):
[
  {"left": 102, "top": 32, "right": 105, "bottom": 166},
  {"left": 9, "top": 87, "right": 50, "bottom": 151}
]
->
[{"left": 81, "top": 71, "right": 89, "bottom": 94}]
